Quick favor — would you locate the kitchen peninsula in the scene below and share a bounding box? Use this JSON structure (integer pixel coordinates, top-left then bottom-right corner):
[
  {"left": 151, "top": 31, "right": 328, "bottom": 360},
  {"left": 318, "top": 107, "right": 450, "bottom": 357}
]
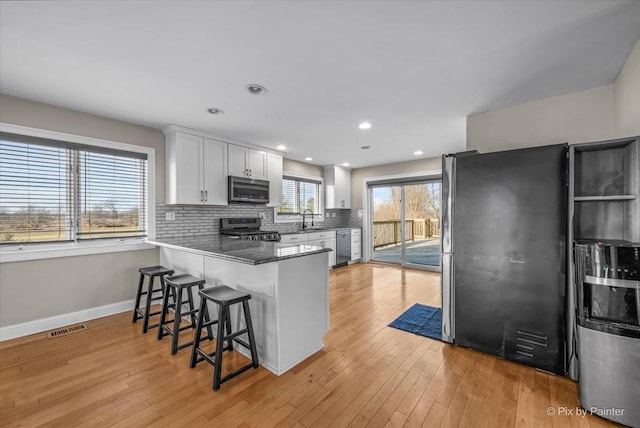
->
[{"left": 150, "top": 235, "right": 331, "bottom": 375}]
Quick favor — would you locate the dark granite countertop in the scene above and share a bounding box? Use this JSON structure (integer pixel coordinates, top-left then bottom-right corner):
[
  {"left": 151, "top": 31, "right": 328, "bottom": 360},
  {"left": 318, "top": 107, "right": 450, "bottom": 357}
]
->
[{"left": 149, "top": 235, "right": 331, "bottom": 265}]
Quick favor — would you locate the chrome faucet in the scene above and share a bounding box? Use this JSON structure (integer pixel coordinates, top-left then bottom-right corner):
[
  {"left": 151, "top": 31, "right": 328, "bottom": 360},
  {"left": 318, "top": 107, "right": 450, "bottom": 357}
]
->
[{"left": 302, "top": 209, "right": 314, "bottom": 230}]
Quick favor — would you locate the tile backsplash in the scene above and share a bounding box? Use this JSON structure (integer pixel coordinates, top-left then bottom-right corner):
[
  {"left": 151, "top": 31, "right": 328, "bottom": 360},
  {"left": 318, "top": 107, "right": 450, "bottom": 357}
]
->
[{"left": 155, "top": 204, "right": 363, "bottom": 240}]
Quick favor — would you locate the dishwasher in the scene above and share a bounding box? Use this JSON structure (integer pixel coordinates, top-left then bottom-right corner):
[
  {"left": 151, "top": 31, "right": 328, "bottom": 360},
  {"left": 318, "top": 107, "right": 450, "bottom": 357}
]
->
[{"left": 335, "top": 229, "right": 351, "bottom": 268}]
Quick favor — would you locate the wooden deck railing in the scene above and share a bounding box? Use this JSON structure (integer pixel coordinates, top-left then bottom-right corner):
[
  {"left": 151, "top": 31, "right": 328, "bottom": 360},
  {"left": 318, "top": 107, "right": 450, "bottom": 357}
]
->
[{"left": 373, "top": 218, "right": 440, "bottom": 248}]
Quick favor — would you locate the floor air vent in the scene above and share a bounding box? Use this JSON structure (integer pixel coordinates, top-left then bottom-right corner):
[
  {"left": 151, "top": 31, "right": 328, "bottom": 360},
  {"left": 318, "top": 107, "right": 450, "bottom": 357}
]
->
[{"left": 47, "top": 323, "right": 87, "bottom": 339}]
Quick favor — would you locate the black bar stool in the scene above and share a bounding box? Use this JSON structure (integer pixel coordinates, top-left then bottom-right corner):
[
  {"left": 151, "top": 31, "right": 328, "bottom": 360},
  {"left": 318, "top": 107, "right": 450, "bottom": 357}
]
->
[
  {"left": 157, "top": 274, "right": 214, "bottom": 355},
  {"left": 190, "top": 285, "right": 259, "bottom": 390},
  {"left": 132, "top": 265, "right": 174, "bottom": 333}
]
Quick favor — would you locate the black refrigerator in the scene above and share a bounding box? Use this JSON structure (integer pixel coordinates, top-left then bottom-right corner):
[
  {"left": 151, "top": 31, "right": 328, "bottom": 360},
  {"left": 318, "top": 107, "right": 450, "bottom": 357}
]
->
[{"left": 441, "top": 144, "right": 567, "bottom": 374}]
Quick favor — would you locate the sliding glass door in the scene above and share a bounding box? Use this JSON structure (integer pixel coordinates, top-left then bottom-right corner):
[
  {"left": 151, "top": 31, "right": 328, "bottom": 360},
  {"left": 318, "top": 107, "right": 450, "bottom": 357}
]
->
[{"left": 370, "top": 179, "right": 441, "bottom": 270}]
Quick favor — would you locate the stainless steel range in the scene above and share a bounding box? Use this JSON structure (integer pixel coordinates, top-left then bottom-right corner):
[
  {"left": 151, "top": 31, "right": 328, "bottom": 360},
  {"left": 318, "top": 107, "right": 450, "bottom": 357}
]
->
[{"left": 219, "top": 217, "right": 280, "bottom": 241}]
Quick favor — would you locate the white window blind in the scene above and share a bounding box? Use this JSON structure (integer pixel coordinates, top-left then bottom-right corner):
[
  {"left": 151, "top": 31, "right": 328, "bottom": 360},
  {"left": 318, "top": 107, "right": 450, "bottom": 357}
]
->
[
  {"left": 277, "top": 175, "right": 322, "bottom": 216},
  {"left": 0, "top": 140, "right": 72, "bottom": 243},
  {"left": 0, "top": 132, "right": 148, "bottom": 244}
]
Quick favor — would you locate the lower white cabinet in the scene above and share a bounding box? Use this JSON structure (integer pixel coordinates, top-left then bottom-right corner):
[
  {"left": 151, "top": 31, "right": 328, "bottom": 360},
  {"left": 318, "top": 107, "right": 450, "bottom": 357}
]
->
[
  {"left": 307, "top": 232, "right": 336, "bottom": 270},
  {"left": 351, "top": 228, "right": 361, "bottom": 261},
  {"left": 279, "top": 230, "right": 337, "bottom": 268},
  {"left": 279, "top": 234, "right": 307, "bottom": 245}
]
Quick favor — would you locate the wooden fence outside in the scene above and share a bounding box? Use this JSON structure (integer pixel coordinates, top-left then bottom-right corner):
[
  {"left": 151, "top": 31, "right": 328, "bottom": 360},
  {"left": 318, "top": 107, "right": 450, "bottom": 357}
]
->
[{"left": 373, "top": 218, "right": 440, "bottom": 249}]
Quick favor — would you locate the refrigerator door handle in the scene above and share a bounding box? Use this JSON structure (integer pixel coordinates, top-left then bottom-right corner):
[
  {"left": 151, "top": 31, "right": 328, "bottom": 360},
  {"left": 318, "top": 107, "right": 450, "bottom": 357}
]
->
[{"left": 441, "top": 253, "right": 455, "bottom": 343}]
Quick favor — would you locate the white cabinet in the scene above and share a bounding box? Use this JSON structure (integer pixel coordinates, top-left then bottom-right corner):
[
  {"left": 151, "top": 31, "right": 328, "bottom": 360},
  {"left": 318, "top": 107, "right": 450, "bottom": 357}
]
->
[
  {"left": 228, "top": 144, "right": 267, "bottom": 179},
  {"left": 202, "top": 138, "right": 228, "bottom": 205},
  {"left": 279, "top": 234, "right": 307, "bottom": 245},
  {"left": 267, "top": 153, "right": 283, "bottom": 207},
  {"left": 165, "top": 130, "right": 227, "bottom": 205},
  {"left": 280, "top": 230, "right": 336, "bottom": 268},
  {"left": 324, "top": 165, "right": 351, "bottom": 209},
  {"left": 307, "top": 230, "right": 337, "bottom": 268},
  {"left": 350, "top": 228, "right": 361, "bottom": 261}
]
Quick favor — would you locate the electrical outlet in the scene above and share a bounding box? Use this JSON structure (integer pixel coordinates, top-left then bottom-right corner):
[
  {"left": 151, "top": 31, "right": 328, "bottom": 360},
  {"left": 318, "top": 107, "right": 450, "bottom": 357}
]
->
[
  {"left": 165, "top": 212, "right": 175, "bottom": 221},
  {"left": 357, "top": 210, "right": 363, "bottom": 218},
  {"left": 332, "top": 212, "right": 336, "bottom": 217},
  {"left": 259, "top": 212, "right": 266, "bottom": 220}
]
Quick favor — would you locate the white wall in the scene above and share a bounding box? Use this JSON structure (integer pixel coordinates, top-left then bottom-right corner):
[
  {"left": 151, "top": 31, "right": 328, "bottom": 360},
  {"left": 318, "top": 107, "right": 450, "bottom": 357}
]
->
[
  {"left": 283, "top": 158, "right": 323, "bottom": 177},
  {"left": 350, "top": 157, "right": 441, "bottom": 209},
  {"left": 614, "top": 39, "right": 640, "bottom": 137},
  {"left": 467, "top": 85, "right": 615, "bottom": 153},
  {"left": 0, "top": 94, "right": 166, "bottom": 201},
  {"left": 467, "top": 38, "right": 640, "bottom": 153},
  {"left": 0, "top": 94, "right": 162, "bottom": 329}
]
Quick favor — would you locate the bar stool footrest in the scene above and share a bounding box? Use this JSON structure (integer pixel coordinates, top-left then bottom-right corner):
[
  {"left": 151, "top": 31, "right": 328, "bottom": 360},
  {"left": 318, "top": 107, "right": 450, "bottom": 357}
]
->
[
  {"left": 233, "top": 337, "right": 250, "bottom": 349},
  {"left": 225, "top": 328, "right": 248, "bottom": 342},
  {"left": 219, "top": 363, "right": 257, "bottom": 385},
  {"left": 194, "top": 344, "right": 233, "bottom": 365}
]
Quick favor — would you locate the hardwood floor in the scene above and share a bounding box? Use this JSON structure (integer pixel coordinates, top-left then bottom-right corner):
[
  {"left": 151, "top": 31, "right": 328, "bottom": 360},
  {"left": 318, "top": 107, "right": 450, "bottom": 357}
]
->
[{"left": 0, "top": 263, "right": 621, "bottom": 427}]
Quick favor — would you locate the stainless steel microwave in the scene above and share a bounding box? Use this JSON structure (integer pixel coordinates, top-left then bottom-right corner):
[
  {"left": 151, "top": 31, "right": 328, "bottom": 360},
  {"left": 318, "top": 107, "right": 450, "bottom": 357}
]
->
[{"left": 228, "top": 176, "right": 270, "bottom": 204}]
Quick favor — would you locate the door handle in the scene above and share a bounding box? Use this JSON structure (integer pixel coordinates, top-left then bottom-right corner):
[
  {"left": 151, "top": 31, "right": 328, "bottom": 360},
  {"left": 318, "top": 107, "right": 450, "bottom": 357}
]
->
[
  {"left": 200, "top": 190, "right": 204, "bottom": 202},
  {"left": 204, "top": 190, "right": 208, "bottom": 202}
]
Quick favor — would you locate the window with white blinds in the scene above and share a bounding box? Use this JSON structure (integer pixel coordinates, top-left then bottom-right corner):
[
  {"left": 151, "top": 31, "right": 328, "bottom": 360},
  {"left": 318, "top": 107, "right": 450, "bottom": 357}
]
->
[
  {"left": 276, "top": 174, "right": 323, "bottom": 219},
  {"left": 0, "top": 132, "right": 148, "bottom": 244}
]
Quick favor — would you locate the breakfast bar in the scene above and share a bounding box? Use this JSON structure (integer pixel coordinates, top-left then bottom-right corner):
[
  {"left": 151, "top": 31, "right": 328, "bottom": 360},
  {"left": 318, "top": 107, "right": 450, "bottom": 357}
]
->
[{"left": 150, "top": 235, "right": 331, "bottom": 375}]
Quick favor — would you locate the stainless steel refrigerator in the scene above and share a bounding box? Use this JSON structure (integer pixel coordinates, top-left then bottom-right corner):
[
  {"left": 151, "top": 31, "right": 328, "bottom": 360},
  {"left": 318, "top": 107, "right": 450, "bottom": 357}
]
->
[{"left": 441, "top": 144, "right": 567, "bottom": 374}]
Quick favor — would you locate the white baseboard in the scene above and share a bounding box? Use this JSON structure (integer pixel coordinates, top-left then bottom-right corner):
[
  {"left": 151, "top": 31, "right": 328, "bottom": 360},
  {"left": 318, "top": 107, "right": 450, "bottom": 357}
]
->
[{"left": 0, "top": 299, "right": 135, "bottom": 342}]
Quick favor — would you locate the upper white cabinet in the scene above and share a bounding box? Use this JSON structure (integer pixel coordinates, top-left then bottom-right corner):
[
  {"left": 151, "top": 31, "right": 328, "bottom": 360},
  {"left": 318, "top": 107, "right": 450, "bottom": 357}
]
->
[
  {"left": 165, "top": 130, "right": 227, "bottom": 205},
  {"left": 267, "top": 152, "right": 283, "bottom": 206},
  {"left": 324, "top": 165, "right": 351, "bottom": 209},
  {"left": 228, "top": 145, "right": 267, "bottom": 179}
]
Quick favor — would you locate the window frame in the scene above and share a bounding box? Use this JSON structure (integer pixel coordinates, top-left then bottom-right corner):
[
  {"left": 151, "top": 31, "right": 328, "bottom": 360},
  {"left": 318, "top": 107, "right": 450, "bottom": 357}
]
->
[
  {"left": 0, "top": 122, "right": 155, "bottom": 263},
  {"left": 274, "top": 172, "right": 324, "bottom": 224}
]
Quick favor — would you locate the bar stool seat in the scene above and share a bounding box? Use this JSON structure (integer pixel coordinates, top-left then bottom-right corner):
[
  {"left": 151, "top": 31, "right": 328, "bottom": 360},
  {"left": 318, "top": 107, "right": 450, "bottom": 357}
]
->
[
  {"left": 190, "top": 285, "right": 259, "bottom": 390},
  {"left": 157, "top": 274, "right": 213, "bottom": 355},
  {"left": 132, "top": 265, "right": 174, "bottom": 333}
]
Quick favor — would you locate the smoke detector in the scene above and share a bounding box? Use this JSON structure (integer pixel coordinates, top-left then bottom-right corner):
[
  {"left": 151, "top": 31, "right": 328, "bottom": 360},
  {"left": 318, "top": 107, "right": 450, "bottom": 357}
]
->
[{"left": 246, "top": 84, "right": 267, "bottom": 95}]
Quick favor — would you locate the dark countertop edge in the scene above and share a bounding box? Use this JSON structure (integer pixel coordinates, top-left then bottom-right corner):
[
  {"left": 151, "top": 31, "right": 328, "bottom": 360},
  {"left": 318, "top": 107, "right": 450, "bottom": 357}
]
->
[
  {"left": 253, "top": 247, "right": 331, "bottom": 265},
  {"left": 280, "top": 227, "right": 361, "bottom": 236},
  {"left": 149, "top": 241, "right": 257, "bottom": 264},
  {"left": 148, "top": 240, "right": 331, "bottom": 265}
]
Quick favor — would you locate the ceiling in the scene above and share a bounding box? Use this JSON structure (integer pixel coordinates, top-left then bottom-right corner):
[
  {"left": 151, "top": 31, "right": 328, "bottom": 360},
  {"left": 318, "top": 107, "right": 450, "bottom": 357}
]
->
[{"left": 1, "top": 1, "right": 639, "bottom": 168}]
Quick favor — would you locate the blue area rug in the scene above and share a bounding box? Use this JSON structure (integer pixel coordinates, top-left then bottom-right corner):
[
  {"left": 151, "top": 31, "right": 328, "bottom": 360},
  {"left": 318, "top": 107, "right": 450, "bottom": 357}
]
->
[{"left": 388, "top": 303, "right": 442, "bottom": 341}]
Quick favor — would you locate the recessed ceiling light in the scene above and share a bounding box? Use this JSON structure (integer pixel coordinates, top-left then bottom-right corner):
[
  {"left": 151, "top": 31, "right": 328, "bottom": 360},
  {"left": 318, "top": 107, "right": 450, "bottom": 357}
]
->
[
  {"left": 414, "top": 150, "right": 424, "bottom": 155},
  {"left": 341, "top": 162, "right": 350, "bottom": 167},
  {"left": 246, "top": 83, "right": 267, "bottom": 95},
  {"left": 358, "top": 122, "right": 372, "bottom": 130},
  {"left": 276, "top": 144, "right": 287, "bottom": 151},
  {"left": 361, "top": 145, "right": 371, "bottom": 150},
  {"left": 207, "top": 107, "right": 224, "bottom": 115},
  {"left": 305, "top": 157, "right": 313, "bottom": 161}
]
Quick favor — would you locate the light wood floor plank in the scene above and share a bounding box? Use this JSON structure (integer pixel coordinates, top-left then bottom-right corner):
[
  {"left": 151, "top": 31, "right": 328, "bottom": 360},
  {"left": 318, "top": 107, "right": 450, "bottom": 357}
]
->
[{"left": 0, "top": 263, "right": 622, "bottom": 427}]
